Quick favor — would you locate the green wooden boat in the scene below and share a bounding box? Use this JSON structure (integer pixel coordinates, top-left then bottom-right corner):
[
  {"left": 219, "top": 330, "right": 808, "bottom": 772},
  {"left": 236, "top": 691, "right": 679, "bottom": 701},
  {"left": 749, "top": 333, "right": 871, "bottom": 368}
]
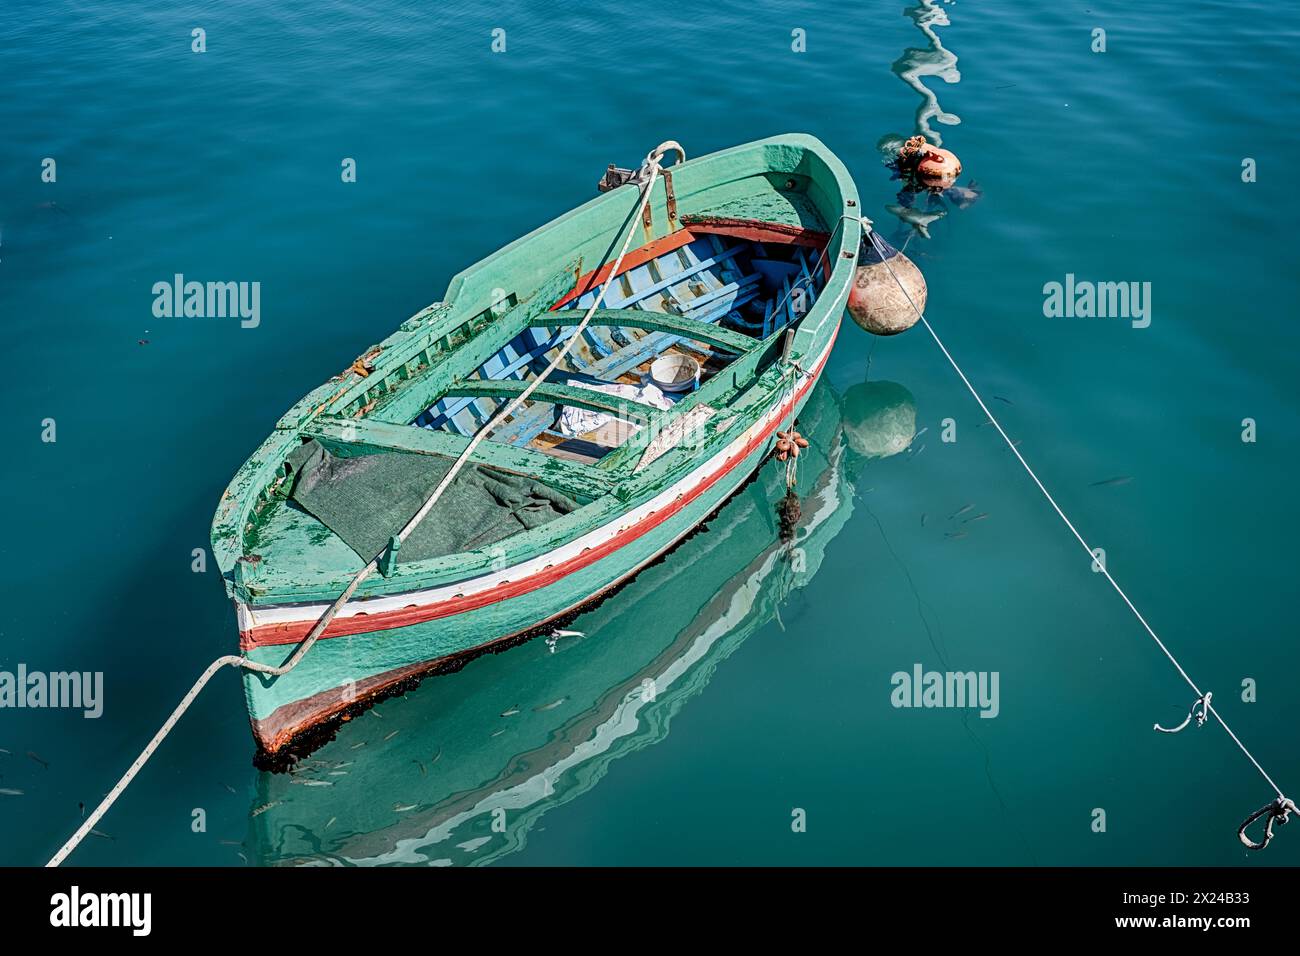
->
[
  {"left": 211, "top": 133, "right": 862, "bottom": 758},
  {"left": 247, "top": 376, "right": 872, "bottom": 865}
]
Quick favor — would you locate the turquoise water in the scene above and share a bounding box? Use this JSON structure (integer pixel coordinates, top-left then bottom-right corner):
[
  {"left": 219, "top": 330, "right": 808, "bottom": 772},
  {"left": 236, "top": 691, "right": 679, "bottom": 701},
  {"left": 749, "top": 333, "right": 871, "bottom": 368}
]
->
[{"left": 3, "top": 0, "right": 1298, "bottom": 866}]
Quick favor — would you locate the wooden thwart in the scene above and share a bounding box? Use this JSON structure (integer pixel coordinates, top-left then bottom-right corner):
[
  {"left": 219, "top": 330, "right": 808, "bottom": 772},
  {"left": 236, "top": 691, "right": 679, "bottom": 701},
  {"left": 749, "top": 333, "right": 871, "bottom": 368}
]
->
[
  {"left": 443, "top": 378, "right": 661, "bottom": 423},
  {"left": 528, "top": 308, "right": 756, "bottom": 355}
]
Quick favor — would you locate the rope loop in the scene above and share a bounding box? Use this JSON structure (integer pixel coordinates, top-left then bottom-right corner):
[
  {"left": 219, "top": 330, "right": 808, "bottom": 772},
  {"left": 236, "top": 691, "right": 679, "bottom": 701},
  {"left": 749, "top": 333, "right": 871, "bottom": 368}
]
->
[
  {"left": 645, "top": 140, "right": 685, "bottom": 170},
  {"left": 1238, "top": 796, "right": 1296, "bottom": 851},
  {"left": 1153, "top": 691, "right": 1212, "bottom": 734}
]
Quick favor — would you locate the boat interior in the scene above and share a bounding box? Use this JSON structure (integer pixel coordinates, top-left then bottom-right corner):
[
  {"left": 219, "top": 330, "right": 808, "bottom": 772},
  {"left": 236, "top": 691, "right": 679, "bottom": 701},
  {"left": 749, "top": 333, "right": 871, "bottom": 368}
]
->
[
  {"left": 238, "top": 226, "right": 834, "bottom": 581},
  {"left": 412, "top": 230, "right": 830, "bottom": 465}
]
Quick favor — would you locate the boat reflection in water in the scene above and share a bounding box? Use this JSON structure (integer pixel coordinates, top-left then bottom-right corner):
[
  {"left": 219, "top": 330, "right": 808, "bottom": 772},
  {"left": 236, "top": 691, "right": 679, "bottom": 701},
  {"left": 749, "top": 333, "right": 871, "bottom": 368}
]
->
[{"left": 247, "top": 374, "right": 918, "bottom": 866}]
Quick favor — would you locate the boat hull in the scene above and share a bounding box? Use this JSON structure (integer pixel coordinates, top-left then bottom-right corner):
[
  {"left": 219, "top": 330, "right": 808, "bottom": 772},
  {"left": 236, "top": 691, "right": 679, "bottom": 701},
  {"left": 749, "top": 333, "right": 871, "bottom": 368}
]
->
[{"left": 242, "top": 325, "right": 839, "bottom": 756}]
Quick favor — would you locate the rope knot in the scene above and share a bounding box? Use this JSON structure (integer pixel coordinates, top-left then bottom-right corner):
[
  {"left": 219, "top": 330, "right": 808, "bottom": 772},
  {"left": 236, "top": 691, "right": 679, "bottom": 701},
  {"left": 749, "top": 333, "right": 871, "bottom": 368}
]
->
[
  {"left": 1238, "top": 796, "right": 1297, "bottom": 851},
  {"left": 1153, "top": 691, "right": 1211, "bottom": 734}
]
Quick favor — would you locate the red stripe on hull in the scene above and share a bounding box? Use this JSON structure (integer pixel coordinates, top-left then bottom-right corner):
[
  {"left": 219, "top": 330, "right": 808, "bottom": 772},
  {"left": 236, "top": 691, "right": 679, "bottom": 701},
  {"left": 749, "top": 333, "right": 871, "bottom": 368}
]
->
[{"left": 240, "top": 327, "right": 838, "bottom": 650}]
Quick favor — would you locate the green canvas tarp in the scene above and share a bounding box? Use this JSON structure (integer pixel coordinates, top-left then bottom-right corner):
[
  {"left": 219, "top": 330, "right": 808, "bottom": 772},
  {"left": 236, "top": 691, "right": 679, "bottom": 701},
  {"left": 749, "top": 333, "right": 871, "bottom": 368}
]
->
[{"left": 284, "top": 440, "right": 577, "bottom": 563}]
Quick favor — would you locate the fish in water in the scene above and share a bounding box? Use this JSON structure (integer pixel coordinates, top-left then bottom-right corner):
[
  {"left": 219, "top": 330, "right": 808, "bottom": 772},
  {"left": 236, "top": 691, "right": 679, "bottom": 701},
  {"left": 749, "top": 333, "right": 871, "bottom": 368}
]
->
[
  {"left": 250, "top": 801, "right": 281, "bottom": 818},
  {"left": 920, "top": 513, "right": 927, "bottom": 527},
  {"left": 324, "top": 817, "right": 336, "bottom": 830},
  {"left": 534, "top": 698, "right": 566, "bottom": 712},
  {"left": 90, "top": 829, "right": 114, "bottom": 841},
  {"left": 0, "top": 749, "right": 11, "bottom": 755},
  {"left": 350, "top": 741, "right": 367, "bottom": 749},
  {"left": 942, "top": 181, "right": 983, "bottom": 210},
  {"left": 945, "top": 531, "right": 969, "bottom": 540},
  {"left": 886, "top": 202, "right": 946, "bottom": 240},
  {"left": 27, "top": 751, "right": 48, "bottom": 769},
  {"left": 413, "top": 760, "right": 426, "bottom": 777},
  {"left": 223, "top": 784, "right": 237, "bottom": 794},
  {"left": 219, "top": 839, "right": 242, "bottom": 846},
  {"left": 992, "top": 395, "right": 1014, "bottom": 406},
  {"left": 950, "top": 504, "right": 975, "bottom": 520},
  {"left": 963, "top": 513, "right": 989, "bottom": 523},
  {"left": 430, "top": 748, "right": 442, "bottom": 766},
  {"left": 383, "top": 730, "right": 399, "bottom": 741},
  {"left": 1091, "top": 476, "right": 1134, "bottom": 487},
  {"left": 500, "top": 706, "right": 520, "bottom": 717},
  {"left": 0, "top": 788, "right": 23, "bottom": 796},
  {"left": 299, "top": 780, "right": 333, "bottom": 788},
  {"left": 394, "top": 803, "right": 416, "bottom": 812},
  {"left": 490, "top": 729, "right": 505, "bottom": 738}
]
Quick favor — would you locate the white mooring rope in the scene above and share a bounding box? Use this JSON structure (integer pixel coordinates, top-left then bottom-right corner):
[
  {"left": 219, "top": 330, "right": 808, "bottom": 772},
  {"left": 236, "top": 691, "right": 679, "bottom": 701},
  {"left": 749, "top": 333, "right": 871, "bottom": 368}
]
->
[
  {"left": 46, "top": 142, "right": 684, "bottom": 867},
  {"left": 862, "top": 223, "right": 1295, "bottom": 850}
]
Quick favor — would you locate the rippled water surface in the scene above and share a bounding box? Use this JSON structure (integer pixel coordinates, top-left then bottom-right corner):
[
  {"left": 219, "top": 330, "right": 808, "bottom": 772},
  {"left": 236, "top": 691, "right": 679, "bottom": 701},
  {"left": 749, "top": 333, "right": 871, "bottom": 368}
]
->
[{"left": 2, "top": 1, "right": 1298, "bottom": 865}]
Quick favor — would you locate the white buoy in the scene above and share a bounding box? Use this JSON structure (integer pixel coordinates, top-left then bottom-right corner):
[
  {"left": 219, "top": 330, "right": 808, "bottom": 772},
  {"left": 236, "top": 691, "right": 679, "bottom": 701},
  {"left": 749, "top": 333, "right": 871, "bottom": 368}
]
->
[
  {"left": 841, "top": 380, "right": 917, "bottom": 459},
  {"left": 846, "top": 233, "right": 926, "bottom": 336}
]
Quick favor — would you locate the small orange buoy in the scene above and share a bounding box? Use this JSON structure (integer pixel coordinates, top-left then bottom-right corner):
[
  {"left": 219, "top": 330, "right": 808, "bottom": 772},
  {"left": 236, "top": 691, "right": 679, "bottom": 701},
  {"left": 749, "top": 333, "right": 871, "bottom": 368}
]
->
[
  {"left": 895, "top": 135, "right": 962, "bottom": 191},
  {"left": 916, "top": 146, "right": 961, "bottom": 189},
  {"left": 774, "top": 429, "right": 807, "bottom": 462}
]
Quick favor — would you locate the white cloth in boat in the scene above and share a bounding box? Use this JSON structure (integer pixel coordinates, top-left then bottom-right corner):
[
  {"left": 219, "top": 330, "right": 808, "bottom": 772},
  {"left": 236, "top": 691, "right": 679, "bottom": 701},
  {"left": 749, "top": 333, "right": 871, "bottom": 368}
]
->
[{"left": 557, "top": 379, "right": 673, "bottom": 439}]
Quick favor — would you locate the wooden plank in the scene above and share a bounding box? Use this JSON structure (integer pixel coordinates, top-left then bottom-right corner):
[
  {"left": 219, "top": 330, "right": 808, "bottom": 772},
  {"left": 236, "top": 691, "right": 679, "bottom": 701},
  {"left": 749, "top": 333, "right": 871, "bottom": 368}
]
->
[
  {"left": 444, "top": 379, "right": 661, "bottom": 423},
  {"left": 528, "top": 308, "right": 756, "bottom": 355},
  {"left": 369, "top": 265, "right": 577, "bottom": 427},
  {"left": 682, "top": 216, "right": 831, "bottom": 248},
  {"left": 678, "top": 274, "right": 761, "bottom": 316},
  {"left": 552, "top": 228, "right": 697, "bottom": 310},
  {"left": 493, "top": 300, "right": 742, "bottom": 448},
  {"left": 303, "top": 416, "right": 603, "bottom": 499},
  {"left": 424, "top": 329, "right": 563, "bottom": 429},
  {"left": 559, "top": 246, "right": 744, "bottom": 318}
]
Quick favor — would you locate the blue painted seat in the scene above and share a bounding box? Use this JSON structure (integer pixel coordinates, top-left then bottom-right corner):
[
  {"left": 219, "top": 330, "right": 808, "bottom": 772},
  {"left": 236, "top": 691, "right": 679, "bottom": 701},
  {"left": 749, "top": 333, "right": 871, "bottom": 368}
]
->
[{"left": 416, "top": 235, "right": 823, "bottom": 451}]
